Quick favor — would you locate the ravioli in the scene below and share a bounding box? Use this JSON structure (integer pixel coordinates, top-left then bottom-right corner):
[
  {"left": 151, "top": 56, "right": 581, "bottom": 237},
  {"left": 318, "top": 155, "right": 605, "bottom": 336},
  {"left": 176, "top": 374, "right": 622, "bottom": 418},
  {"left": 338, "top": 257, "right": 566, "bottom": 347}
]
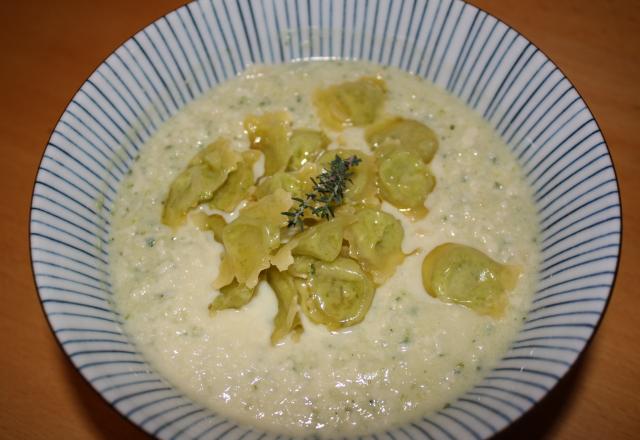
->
[
  {"left": 344, "top": 208, "right": 405, "bottom": 284},
  {"left": 291, "top": 256, "right": 375, "bottom": 331},
  {"left": 292, "top": 217, "right": 349, "bottom": 262},
  {"left": 314, "top": 77, "right": 387, "bottom": 130},
  {"left": 287, "top": 129, "right": 330, "bottom": 171},
  {"left": 191, "top": 212, "right": 226, "bottom": 242},
  {"left": 245, "top": 111, "right": 292, "bottom": 176},
  {"left": 366, "top": 117, "right": 439, "bottom": 163},
  {"left": 214, "top": 189, "right": 292, "bottom": 289},
  {"left": 318, "top": 149, "right": 379, "bottom": 207},
  {"left": 209, "top": 150, "right": 259, "bottom": 212},
  {"left": 162, "top": 138, "right": 241, "bottom": 227},
  {"left": 209, "top": 280, "right": 257, "bottom": 313},
  {"left": 377, "top": 150, "right": 435, "bottom": 220},
  {"left": 254, "top": 163, "right": 320, "bottom": 201},
  {"left": 267, "top": 267, "right": 304, "bottom": 345},
  {"left": 422, "top": 243, "right": 520, "bottom": 317}
]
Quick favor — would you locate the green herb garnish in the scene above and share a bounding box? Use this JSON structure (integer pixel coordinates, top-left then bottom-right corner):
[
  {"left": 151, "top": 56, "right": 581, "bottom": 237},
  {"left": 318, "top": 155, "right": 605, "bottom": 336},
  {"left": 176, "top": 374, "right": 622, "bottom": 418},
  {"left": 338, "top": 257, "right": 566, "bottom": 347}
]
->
[{"left": 282, "top": 154, "right": 361, "bottom": 229}]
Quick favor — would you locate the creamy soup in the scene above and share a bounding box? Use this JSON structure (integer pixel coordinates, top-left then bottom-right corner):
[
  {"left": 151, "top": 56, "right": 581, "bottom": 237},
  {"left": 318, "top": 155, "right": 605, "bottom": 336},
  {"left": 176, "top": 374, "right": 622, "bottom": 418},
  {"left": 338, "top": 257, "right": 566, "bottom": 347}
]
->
[{"left": 111, "top": 61, "right": 539, "bottom": 437}]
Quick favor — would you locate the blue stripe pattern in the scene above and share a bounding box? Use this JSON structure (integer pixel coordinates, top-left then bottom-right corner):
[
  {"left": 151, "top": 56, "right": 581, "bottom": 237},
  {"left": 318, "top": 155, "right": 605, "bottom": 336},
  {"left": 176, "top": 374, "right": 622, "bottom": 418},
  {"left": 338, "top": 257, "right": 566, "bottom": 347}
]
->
[{"left": 30, "top": 0, "right": 620, "bottom": 439}]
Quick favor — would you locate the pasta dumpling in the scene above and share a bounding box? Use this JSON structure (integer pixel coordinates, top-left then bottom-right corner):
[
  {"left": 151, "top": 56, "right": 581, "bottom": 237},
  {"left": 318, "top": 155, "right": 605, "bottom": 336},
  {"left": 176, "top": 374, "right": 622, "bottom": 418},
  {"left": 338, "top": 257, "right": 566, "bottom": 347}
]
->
[
  {"left": 314, "top": 77, "right": 386, "bottom": 130},
  {"left": 421, "top": 243, "right": 520, "bottom": 317},
  {"left": 291, "top": 256, "right": 375, "bottom": 330},
  {"left": 344, "top": 208, "right": 405, "bottom": 284}
]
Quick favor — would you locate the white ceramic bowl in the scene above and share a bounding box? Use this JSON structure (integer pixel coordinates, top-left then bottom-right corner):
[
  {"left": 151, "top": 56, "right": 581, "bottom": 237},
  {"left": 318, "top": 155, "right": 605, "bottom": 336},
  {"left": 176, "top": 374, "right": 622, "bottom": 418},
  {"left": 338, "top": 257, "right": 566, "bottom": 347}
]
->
[{"left": 30, "top": 0, "right": 621, "bottom": 438}]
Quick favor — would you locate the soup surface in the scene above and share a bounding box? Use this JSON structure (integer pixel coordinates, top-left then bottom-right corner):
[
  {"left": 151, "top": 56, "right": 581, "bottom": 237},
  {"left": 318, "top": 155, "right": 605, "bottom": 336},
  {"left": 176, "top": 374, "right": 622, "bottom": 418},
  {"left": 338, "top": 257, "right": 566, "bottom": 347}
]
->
[{"left": 111, "top": 61, "right": 539, "bottom": 437}]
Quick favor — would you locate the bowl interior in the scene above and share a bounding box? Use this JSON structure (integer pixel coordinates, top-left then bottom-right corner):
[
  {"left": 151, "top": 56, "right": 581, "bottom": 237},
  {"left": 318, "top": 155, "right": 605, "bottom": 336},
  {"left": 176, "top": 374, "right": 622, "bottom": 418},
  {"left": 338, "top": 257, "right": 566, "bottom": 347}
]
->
[{"left": 30, "top": 0, "right": 620, "bottom": 438}]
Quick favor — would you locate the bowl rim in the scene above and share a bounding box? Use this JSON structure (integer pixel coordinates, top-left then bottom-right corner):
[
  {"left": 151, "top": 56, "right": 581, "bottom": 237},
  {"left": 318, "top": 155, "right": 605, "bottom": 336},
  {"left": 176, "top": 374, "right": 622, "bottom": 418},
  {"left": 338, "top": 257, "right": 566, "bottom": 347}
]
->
[{"left": 28, "top": 0, "right": 622, "bottom": 438}]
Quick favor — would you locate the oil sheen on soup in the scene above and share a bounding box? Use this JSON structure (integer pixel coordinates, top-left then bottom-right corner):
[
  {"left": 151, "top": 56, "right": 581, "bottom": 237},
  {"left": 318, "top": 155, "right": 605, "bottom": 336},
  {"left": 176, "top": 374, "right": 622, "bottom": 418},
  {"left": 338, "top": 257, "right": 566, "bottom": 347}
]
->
[{"left": 110, "top": 61, "right": 539, "bottom": 437}]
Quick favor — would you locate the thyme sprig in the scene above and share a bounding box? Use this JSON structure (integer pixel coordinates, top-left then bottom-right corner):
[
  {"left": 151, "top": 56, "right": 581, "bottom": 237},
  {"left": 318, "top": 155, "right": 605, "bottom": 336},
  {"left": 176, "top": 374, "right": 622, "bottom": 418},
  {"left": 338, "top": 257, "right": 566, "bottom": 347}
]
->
[{"left": 282, "top": 154, "right": 361, "bottom": 230}]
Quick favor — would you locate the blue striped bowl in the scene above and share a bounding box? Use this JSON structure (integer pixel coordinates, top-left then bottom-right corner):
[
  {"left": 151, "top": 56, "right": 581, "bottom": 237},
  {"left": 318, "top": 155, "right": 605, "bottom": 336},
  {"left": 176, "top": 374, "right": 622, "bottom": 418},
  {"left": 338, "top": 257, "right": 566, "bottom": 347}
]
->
[{"left": 30, "top": 0, "right": 620, "bottom": 438}]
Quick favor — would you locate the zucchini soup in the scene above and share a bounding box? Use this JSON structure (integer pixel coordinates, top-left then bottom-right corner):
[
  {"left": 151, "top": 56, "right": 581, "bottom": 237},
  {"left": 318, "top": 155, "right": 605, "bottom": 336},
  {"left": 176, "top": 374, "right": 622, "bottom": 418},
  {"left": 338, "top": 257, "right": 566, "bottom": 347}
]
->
[{"left": 110, "top": 61, "right": 539, "bottom": 437}]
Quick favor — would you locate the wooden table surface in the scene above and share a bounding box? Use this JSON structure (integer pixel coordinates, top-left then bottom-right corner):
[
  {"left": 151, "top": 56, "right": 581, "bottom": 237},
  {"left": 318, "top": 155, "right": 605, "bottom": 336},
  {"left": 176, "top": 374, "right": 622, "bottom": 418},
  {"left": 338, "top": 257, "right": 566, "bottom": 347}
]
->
[{"left": 1, "top": 0, "right": 638, "bottom": 438}]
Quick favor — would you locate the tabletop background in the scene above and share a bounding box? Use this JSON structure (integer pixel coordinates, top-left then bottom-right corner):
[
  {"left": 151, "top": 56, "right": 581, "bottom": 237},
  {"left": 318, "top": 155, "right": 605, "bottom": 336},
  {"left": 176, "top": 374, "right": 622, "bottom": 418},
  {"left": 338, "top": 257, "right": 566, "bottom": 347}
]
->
[{"left": 1, "top": 0, "right": 638, "bottom": 439}]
